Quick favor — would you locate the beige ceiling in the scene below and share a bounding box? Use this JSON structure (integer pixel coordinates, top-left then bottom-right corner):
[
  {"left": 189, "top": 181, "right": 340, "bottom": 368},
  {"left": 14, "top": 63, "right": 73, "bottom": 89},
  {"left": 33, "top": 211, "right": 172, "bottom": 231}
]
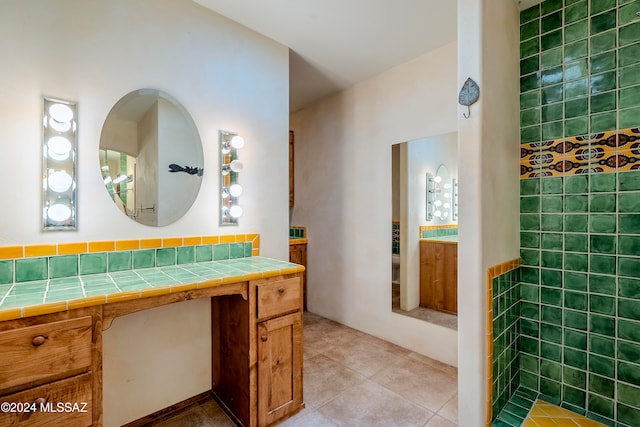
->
[{"left": 193, "top": 0, "right": 539, "bottom": 112}]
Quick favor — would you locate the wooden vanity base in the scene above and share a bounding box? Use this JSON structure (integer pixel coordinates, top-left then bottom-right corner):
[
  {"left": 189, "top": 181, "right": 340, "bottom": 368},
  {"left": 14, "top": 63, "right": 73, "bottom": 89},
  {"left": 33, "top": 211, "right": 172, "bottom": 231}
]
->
[{"left": 0, "top": 273, "right": 304, "bottom": 427}]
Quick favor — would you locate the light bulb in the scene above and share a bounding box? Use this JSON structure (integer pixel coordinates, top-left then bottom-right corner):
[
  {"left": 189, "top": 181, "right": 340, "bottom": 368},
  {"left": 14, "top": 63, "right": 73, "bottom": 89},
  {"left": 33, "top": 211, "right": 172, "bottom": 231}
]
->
[
  {"left": 49, "top": 117, "right": 72, "bottom": 132},
  {"left": 221, "top": 145, "right": 231, "bottom": 155},
  {"left": 229, "top": 184, "right": 243, "bottom": 197},
  {"left": 48, "top": 171, "right": 73, "bottom": 193},
  {"left": 433, "top": 176, "right": 442, "bottom": 183},
  {"left": 49, "top": 103, "right": 74, "bottom": 123},
  {"left": 230, "top": 160, "right": 243, "bottom": 172},
  {"left": 113, "top": 174, "right": 129, "bottom": 184},
  {"left": 229, "top": 205, "right": 243, "bottom": 218},
  {"left": 47, "top": 136, "right": 72, "bottom": 161},
  {"left": 444, "top": 203, "right": 450, "bottom": 209},
  {"left": 434, "top": 200, "right": 442, "bottom": 207},
  {"left": 230, "top": 135, "right": 245, "bottom": 149},
  {"left": 443, "top": 211, "right": 449, "bottom": 218},
  {"left": 47, "top": 201, "right": 72, "bottom": 222},
  {"left": 434, "top": 209, "right": 442, "bottom": 218}
]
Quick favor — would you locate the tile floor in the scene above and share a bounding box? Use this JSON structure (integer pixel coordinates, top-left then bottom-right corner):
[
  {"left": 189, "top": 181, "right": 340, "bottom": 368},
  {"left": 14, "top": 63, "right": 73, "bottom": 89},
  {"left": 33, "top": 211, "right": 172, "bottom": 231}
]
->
[
  {"left": 392, "top": 283, "right": 458, "bottom": 330},
  {"left": 154, "top": 311, "right": 459, "bottom": 426}
]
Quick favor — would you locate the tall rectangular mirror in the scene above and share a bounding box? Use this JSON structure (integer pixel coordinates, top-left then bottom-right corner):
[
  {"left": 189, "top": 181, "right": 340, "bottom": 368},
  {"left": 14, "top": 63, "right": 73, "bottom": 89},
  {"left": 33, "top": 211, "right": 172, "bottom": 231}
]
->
[{"left": 391, "top": 132, "right": 458, "bottom": 330}]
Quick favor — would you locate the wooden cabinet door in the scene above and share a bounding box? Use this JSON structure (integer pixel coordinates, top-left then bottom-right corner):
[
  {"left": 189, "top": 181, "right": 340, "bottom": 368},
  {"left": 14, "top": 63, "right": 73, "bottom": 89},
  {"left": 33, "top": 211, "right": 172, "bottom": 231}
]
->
[
  {"left": 257, "top": 312, "right": 303, "bottom": 427},
  {"left": 420, "top": 241, "right": 458, "bottom": 314}
]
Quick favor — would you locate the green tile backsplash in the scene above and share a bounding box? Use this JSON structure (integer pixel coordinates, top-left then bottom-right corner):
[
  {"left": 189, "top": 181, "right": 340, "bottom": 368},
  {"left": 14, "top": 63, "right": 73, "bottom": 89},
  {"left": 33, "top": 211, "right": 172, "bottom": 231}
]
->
[
  {"left": 2, "top": 242, "right": 253, "bottom": 286},
  {"left": 499, "top": 1, "right": 640, "bottom": 425}
]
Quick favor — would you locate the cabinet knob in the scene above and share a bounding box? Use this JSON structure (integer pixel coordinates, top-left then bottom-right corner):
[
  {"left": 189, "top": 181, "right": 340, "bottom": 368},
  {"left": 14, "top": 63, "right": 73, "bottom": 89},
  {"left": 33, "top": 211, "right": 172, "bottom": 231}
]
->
[
  {"left": 277, "top": 287, "right": 285, "bottom": 294},
  {"left": 31, "top": 335, "right": 47, "bottom": 347},
  {"left": 261, "top": 334, "right": 268, "bottom": 342}
]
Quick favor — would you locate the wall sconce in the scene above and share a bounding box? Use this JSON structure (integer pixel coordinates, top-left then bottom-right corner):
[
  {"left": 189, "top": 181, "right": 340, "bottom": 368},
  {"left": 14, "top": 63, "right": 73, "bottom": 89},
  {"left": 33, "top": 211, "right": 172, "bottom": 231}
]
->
[
  {"left": 219, "top": 130, "right": 244, "bottom": 225},
  {"left": 43, "top": 97, "right": 77, "bottom": 230}
]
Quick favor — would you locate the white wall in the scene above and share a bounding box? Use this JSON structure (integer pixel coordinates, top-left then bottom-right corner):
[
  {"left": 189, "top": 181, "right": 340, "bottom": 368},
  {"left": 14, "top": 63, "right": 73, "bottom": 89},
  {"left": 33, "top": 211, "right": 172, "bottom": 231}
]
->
[
  {"left": 456, "top": 0, "right": 520, "bottom": 424},
  {"left": 290, "top": 42, "right": 459, "bottom": 365},
  {"left": 0, "top": 1, "right": 289, "bottom": 425}
]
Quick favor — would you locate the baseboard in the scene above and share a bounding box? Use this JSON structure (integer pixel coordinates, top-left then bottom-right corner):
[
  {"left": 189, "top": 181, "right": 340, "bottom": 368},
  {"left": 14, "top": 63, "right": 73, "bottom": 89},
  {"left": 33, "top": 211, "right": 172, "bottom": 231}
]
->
[{"left": 121, "top": 391, "right": 212, "bottom": 427}]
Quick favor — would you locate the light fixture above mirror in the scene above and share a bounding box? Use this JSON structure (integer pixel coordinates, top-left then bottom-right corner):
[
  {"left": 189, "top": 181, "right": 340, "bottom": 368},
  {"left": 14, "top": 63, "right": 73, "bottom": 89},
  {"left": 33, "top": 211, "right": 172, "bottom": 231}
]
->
[
  {"left": 43, "top": 97, "right": 77, "bottom": 230},
  {"left": 219, "top": 130, "right": 244, "bottom": 226}
]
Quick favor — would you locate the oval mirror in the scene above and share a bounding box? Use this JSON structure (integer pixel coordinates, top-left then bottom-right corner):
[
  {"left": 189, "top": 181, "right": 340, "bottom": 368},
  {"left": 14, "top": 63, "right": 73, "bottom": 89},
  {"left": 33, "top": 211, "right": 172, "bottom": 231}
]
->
[{"left": 99, "top": 89, "right": 204, "bottom": 226}]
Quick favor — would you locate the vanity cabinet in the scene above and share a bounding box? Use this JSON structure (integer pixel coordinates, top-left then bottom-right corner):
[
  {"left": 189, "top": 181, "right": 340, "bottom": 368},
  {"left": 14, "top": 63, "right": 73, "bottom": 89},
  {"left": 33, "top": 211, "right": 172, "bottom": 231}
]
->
[
  {"left": 420, "top": 240, "right": 458, "bottom": 315},
  {"left": 0, "top": 267, "right": 303, "bottom": 427},
  {"left": 211, "top": 274, "right": 304, "bottom": 427},
  {"left": 0, "top": 307, "right": 101, "bottom": 427}
]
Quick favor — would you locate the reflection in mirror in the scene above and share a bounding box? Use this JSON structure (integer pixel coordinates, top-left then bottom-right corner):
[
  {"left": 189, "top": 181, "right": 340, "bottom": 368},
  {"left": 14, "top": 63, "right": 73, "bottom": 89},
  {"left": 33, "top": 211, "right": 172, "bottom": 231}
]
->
[
  {"left": 99, "top": 89, "right": 203, "bottom": 226},
  {"left": 391, "top": 132, "right": 458, "bottom": 330}
]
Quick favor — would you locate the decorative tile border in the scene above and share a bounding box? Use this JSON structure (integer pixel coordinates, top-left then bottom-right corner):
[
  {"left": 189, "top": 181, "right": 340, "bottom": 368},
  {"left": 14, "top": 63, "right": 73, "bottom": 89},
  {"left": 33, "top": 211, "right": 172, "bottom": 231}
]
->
[
  {"left": 0, "top": 234, "right": 260, "bottom": 260},
  {"left": 487, "top": 257, "right": 521, "bottom": 426},
  {"left": 521, "top": 128, "right": 640, "bottom": 178}
]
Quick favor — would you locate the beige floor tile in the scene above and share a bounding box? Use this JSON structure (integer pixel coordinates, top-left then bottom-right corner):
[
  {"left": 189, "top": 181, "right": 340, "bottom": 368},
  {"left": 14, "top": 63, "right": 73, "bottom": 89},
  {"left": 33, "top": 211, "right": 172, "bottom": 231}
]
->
[
  {"left": 304, "top": 353, "right": 367, "bottom": 407},
  {"left": 370, "top": 354, "right": 457, "bottom": 412},
  {"left": 425, "top": 414, "right": 457, "bottom": 427},
  {"left": 322, "top": 334, "right": 410, "bottom": 377},
  {"left": 406, "top": 351, "right": 458, "bottom": 378},
  {"left": 278, "top": 406, "right": 339, "bottom": 427},
  {"left": 318, "top": 380, "right": 434, "bottom": 427},
  {"left": 437, "top": 393, "right": 458, "bottom": 423}
]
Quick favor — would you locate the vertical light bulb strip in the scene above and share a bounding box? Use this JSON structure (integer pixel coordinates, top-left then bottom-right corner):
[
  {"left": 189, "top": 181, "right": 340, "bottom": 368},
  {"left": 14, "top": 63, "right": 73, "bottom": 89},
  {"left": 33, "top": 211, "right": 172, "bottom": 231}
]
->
[
  {"left": 43, "top": 97, "right": 77, "bottom": 230},
  {"left": 426, "top": 173, "right": 434, "bottom": 221},
  {"left": 219, "top": 130, "right": 244, "bottom": 225}
]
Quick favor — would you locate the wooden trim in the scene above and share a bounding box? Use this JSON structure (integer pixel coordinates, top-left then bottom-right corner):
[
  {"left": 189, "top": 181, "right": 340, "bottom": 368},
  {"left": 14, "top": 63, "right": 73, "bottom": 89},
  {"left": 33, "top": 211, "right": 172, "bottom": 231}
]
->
[
  {"left": 121, "top": 391, "right": 212, "bottom": 427},
  {"left": 102, "top": 282, "right": 247, "bottom": 330}
]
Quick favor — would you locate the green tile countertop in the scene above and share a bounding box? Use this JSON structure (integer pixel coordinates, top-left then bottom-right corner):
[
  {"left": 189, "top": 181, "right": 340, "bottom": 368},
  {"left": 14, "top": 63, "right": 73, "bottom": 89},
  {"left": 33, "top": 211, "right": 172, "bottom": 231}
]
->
[
  {"left": 421, "top": 235, "right": 459, "bottom": 243},
  {"left": 0, "top": 257, "right": 304, "bottom": 321}
]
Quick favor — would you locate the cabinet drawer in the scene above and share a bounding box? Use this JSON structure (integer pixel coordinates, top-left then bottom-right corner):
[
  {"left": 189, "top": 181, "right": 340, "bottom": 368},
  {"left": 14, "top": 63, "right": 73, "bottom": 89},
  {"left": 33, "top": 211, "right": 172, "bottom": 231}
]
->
[
  {"left": 0, "top": 317, "right": 92, "bottom": 391},
  {"left": 256, "top": 278, "right": 300, "bottom": 320},
  {"left": 0, "top": 372, "right": 92, "bottom": 427}
]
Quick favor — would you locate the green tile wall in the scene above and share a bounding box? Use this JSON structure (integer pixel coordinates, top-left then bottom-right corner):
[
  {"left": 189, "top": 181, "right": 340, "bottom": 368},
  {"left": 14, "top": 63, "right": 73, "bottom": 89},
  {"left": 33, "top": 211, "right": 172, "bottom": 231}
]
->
[
  {"left": 514, "top": 1, "right": 640, "bottom": 425},
  {"left": 491, "top": 268, "right": 522, "bottom": 422}
]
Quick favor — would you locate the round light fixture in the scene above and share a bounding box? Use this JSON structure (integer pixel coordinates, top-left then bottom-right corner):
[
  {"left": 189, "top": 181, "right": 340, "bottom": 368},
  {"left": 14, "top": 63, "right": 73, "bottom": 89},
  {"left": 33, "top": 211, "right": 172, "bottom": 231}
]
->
[
  {"left": 48, "top": 171, "right": 73, "bottom": 193},
  {"left": 229, "top": 205, "right": 243, "bottom": 218},
  {"left": 49, "top": 103, "right": 74, "bottom": 123},
  {"left": 230, "top": 135, "right": 245, "bottom": 149},
  {"left": 47, "top": 201, "right": 72, "bottom": 222},
  {"left": 47, "top": 136, "right": 72, "bottom": 161},
  {"left": 229, "top": 184, "right": 243, "bottom": 197},
  {"left": 230, "top": 160, "right": 243, "bottom": 172}
]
